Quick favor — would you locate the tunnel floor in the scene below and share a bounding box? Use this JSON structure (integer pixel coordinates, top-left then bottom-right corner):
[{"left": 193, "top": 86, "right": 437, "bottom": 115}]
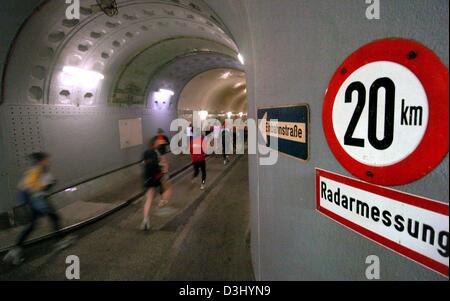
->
[{"left": 0, "top": 156, "right": 253, "bottom": 281}]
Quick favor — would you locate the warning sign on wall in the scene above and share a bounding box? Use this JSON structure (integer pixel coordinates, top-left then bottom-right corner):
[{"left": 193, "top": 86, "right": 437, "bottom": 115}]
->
[
  {"left": 323, "top": 38, "right": 449, "bottom": 186},
  {"left": 316, "top": 168, "right": 449, "bottom": 277}
]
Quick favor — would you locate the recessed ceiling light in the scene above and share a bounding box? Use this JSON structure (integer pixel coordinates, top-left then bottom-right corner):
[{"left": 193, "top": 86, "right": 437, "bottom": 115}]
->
[{"left": 237, "top": 53, "right": 245, "bottom": 65}]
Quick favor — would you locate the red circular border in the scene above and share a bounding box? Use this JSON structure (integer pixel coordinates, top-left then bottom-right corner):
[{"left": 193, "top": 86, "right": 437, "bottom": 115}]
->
[{"left": 323, "top": 38, "right": 449, "bottom": 186}]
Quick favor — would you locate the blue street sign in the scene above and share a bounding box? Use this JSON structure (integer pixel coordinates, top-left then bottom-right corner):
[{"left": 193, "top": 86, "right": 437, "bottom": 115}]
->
[{"left": 258, "top": 104, "right": 310, "bottom": 161}]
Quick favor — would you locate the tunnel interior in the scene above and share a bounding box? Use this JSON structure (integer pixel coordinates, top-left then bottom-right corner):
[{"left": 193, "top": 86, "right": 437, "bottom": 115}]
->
[
  {"left": 0, "top": 0, "right": 247, "bottom": 212},
  {"left": 1, "top": 0, "right": 447, "bottom": 282},
  {"left": 178, "top": 68, "right": 247, "bottom": 122}
]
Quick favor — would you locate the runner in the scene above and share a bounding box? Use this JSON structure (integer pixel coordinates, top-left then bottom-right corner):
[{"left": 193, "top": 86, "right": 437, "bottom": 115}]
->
[
  {"left": 141, "top": 137, "right": 171, "bottom": 231},
  {"left": 155, "top": 129, "right": 172, "bottom": 208},
  {"left": 190, "top": 134, "right": 207, "bottom": 190},
  {"left": 3, "top": 152, "right": 73, "bottom": 265},
  {"left": 221, "top": 125, "right": 232, "bottom": 165}
]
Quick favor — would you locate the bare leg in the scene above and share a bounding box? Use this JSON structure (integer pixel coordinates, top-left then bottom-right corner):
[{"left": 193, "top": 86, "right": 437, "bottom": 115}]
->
[
  {"left": 142, "top": 188, "right": 155, "bottom": 230},
  {"left": 159, "top": 179, "right": 172, "bottom": 207},
  {"left": 160, "top": 155, "right": 169, "bottom": 174}
]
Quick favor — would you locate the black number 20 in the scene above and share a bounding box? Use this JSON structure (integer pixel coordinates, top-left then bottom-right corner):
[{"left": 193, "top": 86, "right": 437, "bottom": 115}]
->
[{"left": 343, "top": 77, "right": 395, "bottom": 150}]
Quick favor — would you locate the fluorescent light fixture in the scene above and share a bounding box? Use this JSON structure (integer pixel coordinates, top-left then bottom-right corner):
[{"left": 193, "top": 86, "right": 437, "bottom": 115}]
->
[
  {"left": 154, "top": 88, "right": 175, "bottom": 103},
  {"left": 227, "top": 112, "right": 233, "bottom": 119},
  {"left": 199, "top": 110, "right": 209, "bottom": 121},
  {"left": 62, "top": 66, "right": 104, "bottom": 89},
  {"left": 158, "top": 88, "right": 175, "bottom": 96},
  {"left": 65, "top": 187, "right": 78, "bottom": 192},
  {"left": 237, "top": 53, "right": 245, "bottom": 65},
  {"left": 63, "top": 66, "right": 104, "bottom": 80}
]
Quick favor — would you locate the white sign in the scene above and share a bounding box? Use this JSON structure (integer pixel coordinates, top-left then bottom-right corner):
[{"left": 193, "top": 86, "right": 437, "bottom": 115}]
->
[
  {"left": 324, "top": 39, "right": 448, "bottom": 186},
  {"left": 119, "top": 118, "right": 143, "bottom": 149},
  {"left": 316, "top": 169, "right": 449, "bottom": 276},
  {"left": 332, "top": 61, "right": 429, "bottom": 167}
]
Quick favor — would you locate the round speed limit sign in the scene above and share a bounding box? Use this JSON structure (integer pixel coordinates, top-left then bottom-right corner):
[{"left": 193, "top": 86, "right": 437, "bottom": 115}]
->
[{"left": 323, "top": 39, "right": 448, "bottom": 186}]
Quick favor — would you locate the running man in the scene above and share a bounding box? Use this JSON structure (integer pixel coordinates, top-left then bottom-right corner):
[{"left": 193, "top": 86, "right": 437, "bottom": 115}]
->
[
  {"left": 221, "top": 125, "right": 232, "bottom": 165},
  {"left": 190, "top": 134, "right": 207, "bottom": 190},
  {"left": 155, "top": 128, "right": 172, "bottom": 207},
  {"left": 3, "top": 152, "right": 73, "bottom": 265},
  {"left": 156, "top": 128, "right": 170, "bottom": 155},
  {"left": 141, "top": 137, "right": 172, "bottom": 231}
]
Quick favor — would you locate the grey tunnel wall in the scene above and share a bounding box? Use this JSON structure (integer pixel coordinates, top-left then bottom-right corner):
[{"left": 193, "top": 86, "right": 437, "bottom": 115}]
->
[
  {"left": 0, "top": 0, "right": 48, "bottom": 213},
  {"left": 205, "top": 0, "right": 449, "bottom": 280}
]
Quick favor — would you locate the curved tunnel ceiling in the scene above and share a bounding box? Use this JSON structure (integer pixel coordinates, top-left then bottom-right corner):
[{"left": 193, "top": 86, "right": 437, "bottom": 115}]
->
[
  {"left": 178, "top": 68, "right": 247, "bottom": 114},
  {"left": 2, "top": 0, "right": 244, "bottom": 109},
  {"left": 146, "top": 52, "right": 244, "bottom": 109},
  {"left": 112, "top": 37, "right": 241, "bottom": 106}
]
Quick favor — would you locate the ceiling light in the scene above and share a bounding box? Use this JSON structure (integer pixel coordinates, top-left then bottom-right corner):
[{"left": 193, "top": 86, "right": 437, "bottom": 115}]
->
[
  {"left": 63, "top": 66, "right": 104, "bottom": 80},
  {"left": 237, "top": 53, "right": 245, "bottom": 65},
  {"left": 199, "top": 110, "right": 209, "bottom": 121},
  {"left": 158, "top": 88, "right": 175, "bottom": 96},
  {"left": 61, "top": 66, "right": 104, "bottom": 89},
  {"left": 154, "top": 88, "right": 175, "bottom": 103}
]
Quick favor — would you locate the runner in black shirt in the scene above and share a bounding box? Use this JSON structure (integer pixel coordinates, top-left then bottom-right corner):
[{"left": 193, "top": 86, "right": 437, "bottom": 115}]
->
[
  {"left": 155, "top": 129, "right": 172, "bottom": 207},
  {"left": 141, "top": 137, "right": 171, "bottom": 231}
]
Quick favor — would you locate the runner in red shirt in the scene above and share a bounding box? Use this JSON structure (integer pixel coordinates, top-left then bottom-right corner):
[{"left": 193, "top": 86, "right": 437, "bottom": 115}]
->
[{"left": 190, "top": 135, "right": 207, "bottom": 190}]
